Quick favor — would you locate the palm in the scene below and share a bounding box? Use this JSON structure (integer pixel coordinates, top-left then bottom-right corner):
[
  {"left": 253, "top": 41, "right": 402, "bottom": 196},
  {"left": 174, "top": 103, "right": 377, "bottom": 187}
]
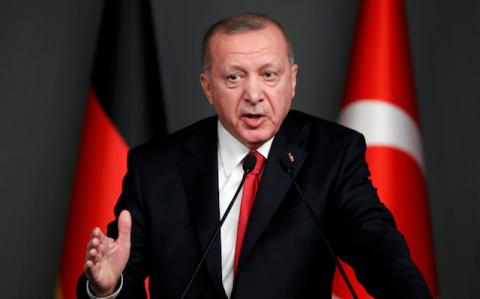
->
[
  {"left": 85, "top": 210, "right": 132, "bottom": 296},
  {"left": 93, "top": 236, "right": 130, "bottom": 287}
]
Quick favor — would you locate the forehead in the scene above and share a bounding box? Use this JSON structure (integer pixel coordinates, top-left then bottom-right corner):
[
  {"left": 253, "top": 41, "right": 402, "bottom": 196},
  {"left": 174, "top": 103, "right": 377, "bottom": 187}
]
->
[{"left": 209, "top": 25, "right": 289, "bottom": 66}]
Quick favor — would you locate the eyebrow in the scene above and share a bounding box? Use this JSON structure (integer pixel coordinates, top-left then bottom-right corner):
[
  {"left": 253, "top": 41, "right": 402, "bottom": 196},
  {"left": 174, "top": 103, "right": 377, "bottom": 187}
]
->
[
  {"left": 259, "top": 62, "right": 275, "bottom": 69},
  {"left": 223, "top": 61, "right": 280, "bottom": 73},
  {"left": 222, "top": 64, "right": 247, "bottom": 73}
]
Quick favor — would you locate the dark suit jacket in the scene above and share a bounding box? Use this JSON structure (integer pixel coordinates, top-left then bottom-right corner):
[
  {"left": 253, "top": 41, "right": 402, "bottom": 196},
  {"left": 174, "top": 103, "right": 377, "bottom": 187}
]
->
[{"left": 78, "top": 110, "right": 432, "bottom": 299}]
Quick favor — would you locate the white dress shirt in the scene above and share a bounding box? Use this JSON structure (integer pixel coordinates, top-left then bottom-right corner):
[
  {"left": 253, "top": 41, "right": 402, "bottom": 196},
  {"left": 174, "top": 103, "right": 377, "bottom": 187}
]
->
[
  {"left": 87, "top": 121, "right": 273, "bottom": 299},
  {"left": 217, "top": 121, "right": 273, "bottom": 297}
]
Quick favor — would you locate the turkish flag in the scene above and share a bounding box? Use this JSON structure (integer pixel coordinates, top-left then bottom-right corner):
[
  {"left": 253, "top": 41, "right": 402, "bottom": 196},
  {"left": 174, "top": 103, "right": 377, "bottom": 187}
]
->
[
  {"left": 334, "top": 0, "right": 438, "bottom": 298},
  {"left": 56, "top": 0, "right": 166, "bottom": 298}
]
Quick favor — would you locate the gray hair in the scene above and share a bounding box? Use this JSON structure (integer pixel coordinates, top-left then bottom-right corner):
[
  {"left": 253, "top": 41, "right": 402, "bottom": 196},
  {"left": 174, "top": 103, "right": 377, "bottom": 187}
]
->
[{"left": 201, "top": 13, "right": 295, "bottom": 72}]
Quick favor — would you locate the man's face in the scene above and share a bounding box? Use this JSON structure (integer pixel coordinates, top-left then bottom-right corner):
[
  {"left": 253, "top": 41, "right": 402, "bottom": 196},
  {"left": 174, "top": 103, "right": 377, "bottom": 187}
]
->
[{"left": 200, "top": 24, "right": 298, "bottom": 149}]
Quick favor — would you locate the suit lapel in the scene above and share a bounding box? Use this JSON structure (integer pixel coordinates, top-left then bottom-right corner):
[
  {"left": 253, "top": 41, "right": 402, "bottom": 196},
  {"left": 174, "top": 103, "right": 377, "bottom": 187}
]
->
[
  {"left": 178, "top": 117, "right": 228, "bottom": 298},
  {"left": 237, "top": 113, "right": 309, "bottom": 273}
]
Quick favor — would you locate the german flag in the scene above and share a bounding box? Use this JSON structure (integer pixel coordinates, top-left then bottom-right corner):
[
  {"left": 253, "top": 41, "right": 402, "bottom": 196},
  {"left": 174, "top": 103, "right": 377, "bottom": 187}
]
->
[{"left": 57, "top": 0, "right": 166, "bottom": 298}]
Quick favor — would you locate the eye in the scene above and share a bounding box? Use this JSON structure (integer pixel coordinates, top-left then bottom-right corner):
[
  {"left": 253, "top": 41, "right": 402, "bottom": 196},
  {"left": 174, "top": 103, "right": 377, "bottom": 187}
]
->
[
  {"left": 263, "top": 71, "right": 277, "bottom": 80},
  {"left": 227, "top": 74, "right": 241, "bottom": 82}
]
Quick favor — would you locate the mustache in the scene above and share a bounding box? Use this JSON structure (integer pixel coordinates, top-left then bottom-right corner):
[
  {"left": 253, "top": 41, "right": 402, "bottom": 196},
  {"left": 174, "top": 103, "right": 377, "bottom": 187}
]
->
[{"left": 238, "top": 104, "right": 269, "bottom": 116}]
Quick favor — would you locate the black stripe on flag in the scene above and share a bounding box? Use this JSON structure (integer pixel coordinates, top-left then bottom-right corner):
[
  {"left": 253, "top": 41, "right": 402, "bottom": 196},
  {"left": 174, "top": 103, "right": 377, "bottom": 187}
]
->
[{"left": 91, "top": 0, "right": 167, "bottom": 147}]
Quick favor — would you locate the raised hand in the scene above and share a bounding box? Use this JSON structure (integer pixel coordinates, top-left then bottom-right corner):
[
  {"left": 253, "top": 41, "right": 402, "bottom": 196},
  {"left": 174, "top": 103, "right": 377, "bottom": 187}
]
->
[{"left": 84, "top": 210, "right": 132, "bottom": 297}]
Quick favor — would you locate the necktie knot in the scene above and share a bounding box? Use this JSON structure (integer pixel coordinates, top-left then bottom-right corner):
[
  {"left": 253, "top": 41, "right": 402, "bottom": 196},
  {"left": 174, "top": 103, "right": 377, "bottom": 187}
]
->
[{"left": 248, "top": 151, "right": 266, "bottom": 175}]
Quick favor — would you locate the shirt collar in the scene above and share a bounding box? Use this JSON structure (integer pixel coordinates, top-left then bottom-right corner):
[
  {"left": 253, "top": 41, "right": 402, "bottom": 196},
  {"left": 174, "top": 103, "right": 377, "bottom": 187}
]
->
[{"left": 217, "top": 120, "right": 274, "bottom": 176}]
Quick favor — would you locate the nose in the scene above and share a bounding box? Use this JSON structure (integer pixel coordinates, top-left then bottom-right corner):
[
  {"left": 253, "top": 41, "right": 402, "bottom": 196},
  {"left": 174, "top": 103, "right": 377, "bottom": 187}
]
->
[{"left": 243, "top": 76, "right": 264, "bottom": 104}]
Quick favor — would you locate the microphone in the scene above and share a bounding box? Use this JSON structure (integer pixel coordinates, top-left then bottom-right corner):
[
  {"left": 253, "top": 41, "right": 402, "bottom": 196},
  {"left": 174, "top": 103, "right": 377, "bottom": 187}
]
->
[
  {"left": 180, "top": 153, "right": 257, "bottom": 299},
  {"left": 279, "top": 154, "right": 359, "bottom": 299}
]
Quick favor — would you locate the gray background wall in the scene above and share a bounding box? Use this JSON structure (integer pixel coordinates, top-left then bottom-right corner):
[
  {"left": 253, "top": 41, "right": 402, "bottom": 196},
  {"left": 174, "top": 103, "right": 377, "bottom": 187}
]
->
[{"left": 0, "top": 0, "right": 478, "bottom": 298}]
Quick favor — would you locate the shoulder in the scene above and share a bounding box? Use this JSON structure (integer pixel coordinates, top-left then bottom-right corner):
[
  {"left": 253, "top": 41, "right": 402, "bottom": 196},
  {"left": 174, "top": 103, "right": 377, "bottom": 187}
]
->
[
  {"left": 285, "top": 110, "right": 365, "bottom": 147},
  {"left": 127, "top": 115, "right": 217, "bottom": 164}
]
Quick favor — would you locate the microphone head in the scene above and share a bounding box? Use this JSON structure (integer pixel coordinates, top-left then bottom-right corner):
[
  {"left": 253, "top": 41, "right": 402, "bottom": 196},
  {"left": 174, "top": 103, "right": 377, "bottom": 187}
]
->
[
  {"left": 279, "top": 154, "right": 294, "bottom": 174},
  {"left": 243, "top": 153, "right": 257, "bottom": 173}
]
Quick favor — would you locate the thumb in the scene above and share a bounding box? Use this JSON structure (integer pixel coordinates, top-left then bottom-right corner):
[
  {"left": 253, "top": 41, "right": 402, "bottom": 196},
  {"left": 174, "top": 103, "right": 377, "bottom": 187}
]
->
[{"left": 117, "top": 210, "right": 132, "bottom": 245}]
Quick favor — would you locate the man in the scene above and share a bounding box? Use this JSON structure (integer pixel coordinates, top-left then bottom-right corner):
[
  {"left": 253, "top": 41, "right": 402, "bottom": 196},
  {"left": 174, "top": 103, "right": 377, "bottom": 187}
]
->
[{"left": 79, "top": 13, "right": 432, "bottom": 298}]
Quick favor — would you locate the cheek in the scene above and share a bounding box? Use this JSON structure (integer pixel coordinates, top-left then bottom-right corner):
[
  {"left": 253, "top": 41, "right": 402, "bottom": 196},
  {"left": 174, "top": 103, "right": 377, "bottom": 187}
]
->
[
  {"left": 269, "top": 91, "right": 292, "bottom": 116},
  {"left": 211, "top": 90, "right": 241, "bottom": 119}
]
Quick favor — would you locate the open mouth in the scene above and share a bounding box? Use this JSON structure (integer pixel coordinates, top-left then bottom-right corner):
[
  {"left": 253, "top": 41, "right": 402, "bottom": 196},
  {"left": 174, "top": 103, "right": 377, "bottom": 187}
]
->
[
  {"left": 242, "top": 114, "right": 265, "bottom": 127},
  {"left": 245, "top": 114, "right": 263, "bottom": 119}
]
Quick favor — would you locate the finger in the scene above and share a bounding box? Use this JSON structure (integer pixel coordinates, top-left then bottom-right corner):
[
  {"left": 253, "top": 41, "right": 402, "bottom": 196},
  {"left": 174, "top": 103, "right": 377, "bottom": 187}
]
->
[
  {"left": 86, "top": 247, "right": 98, "bottom": 263},
  {"left": 87, "top": 236, "right": 100, "bottom": 251},
  {"left": 85, "top": 259, "right": 100, "bottom": 281},
  {"left": 89, "top": 228, "right": 108, "bottom": 251},
  {"left": 96, "top": 235, "right": 109, "bottom": 256},
  {"left": 90, "top": 228, "right": 109, "bottom": 257},
  {"left": 85, "top": 260, "right": 94, "bottom": 279},
  {"left": 117, "top": 210, "right": 132, "bottom": 246},
  {"left": 85, "top": 257, "right": 98, "bottom": 279},
  {"left": 90, "top": 227, "right": 102, "bottom": 238},
  {"left": 91, "top": 227, "right": 110, "bottom": 246}
]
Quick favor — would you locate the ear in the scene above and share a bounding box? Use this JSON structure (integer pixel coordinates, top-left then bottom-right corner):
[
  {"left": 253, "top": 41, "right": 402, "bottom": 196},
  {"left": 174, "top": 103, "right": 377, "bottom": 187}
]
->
[
  {"left": 200, "top": 73, "right": 214, "bottom": 105},
  {"left": 290, "top": 64, "right": 298, "bottom": 99}
]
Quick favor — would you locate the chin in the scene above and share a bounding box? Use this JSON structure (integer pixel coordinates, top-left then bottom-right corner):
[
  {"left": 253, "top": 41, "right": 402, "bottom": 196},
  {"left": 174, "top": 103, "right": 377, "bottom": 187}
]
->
[{"left": 241, "top": 133, "right": 273, "bottom": 149}]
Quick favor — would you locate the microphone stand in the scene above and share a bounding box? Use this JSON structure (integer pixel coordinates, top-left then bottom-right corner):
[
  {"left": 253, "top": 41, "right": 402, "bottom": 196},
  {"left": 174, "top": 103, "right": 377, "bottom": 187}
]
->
[
  {"left": 180, "top": 154, "right": 257, "bottom": 299},
  {"left": 280, "top": 156, "right": 358, "bottom": 299}
]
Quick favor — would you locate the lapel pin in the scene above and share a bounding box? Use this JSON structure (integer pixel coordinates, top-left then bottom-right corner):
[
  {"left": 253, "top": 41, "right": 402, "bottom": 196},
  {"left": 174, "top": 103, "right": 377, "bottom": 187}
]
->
[{"left": 288, "top": 152, "right": 295, "bottom": 163}]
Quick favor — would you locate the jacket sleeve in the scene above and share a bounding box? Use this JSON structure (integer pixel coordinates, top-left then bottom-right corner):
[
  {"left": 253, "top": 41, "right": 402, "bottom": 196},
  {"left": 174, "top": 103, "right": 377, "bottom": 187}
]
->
[{"left": 331, "top": 132, "right": 432, "bottom": 299}]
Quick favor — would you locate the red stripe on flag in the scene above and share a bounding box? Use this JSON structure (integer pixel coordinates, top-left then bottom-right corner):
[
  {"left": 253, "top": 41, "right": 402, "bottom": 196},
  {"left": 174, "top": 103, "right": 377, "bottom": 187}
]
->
[
  {"left": 58, "top": 89, "right": 128, "bottom": 299},
  {"left": 333, "top": 146, "right": 437, "bottom": 298},
  {"left": 366, "top": 146, "right": 437, "bottom": 293},
  {"left": 333, "top": 262, "right": 372, "bottom": 299},
  {"left": 342, "top": 0, "right": 418, "bottom": 123}
]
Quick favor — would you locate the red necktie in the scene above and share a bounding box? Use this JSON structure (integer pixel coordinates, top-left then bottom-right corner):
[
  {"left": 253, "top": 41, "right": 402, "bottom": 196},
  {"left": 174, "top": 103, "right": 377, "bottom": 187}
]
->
[{"left": 234, "top": 151, "right": 266, "bottom": 274}]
